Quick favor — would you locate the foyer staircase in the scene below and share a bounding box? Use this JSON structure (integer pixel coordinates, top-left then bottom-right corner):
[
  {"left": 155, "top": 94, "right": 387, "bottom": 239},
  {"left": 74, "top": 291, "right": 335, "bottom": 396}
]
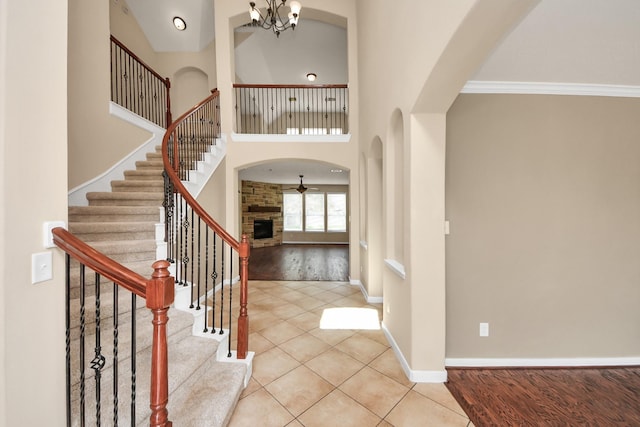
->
[{"left": 66, "top": 142, "right": 249, "bottom": 426}]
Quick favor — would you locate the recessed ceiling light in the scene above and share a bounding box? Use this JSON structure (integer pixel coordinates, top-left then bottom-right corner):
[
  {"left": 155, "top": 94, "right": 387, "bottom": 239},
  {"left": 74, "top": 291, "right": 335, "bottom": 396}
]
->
[
  {"left": 173, "top": 16, "right": 187, "bottom": 31},
  {"left": 330, "top": 169, "right": 343, "bottom": 173},
  {"left": 306, "top": 73, "right": 317, "bottom": 82}
]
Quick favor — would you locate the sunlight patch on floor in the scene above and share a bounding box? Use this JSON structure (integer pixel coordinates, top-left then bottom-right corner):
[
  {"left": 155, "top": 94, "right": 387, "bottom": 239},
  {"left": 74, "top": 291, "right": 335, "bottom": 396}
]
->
[{"left": 319, "top": 307, "right": 380, "bottom": 330}]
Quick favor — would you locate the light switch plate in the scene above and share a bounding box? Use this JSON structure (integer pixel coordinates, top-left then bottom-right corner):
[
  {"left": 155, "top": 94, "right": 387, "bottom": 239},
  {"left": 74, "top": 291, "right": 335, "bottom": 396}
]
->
[{"left": 32, "top": 251, "right": 53, "bottom": 284}]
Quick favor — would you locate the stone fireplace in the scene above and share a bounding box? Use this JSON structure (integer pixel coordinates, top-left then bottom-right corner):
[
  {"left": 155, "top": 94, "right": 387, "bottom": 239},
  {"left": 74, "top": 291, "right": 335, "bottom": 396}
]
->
[{"left": 241, "top": 180, "right": 283, "bottom": 248}]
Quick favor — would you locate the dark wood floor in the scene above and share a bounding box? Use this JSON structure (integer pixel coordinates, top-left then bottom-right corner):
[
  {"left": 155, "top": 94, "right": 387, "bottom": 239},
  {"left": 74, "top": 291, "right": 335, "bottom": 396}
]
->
[
  {"left": 446, "top": 367, "right": 640, "bottom": 426},
  {"left": 248, "top": 244, "right": 349, "bottom": 281}
]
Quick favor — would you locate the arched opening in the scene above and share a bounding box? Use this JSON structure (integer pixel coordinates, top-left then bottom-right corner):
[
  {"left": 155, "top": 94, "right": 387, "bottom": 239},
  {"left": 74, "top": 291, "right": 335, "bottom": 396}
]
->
[
  {"left": 386, "top": 109, "right": 405, "bottom": 266},
  {"left": 237, "top": 158, "right": 350, "bottom": 282}
]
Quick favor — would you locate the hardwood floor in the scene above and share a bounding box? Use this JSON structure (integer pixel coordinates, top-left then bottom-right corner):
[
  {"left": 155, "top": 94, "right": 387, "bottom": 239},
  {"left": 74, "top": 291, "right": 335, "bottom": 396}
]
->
[
  {"left": 446, "top": 367, "right": 640, "bottom": 426},
  {"left": 248, "top": 244, "right": 349, "bottom": 281}
]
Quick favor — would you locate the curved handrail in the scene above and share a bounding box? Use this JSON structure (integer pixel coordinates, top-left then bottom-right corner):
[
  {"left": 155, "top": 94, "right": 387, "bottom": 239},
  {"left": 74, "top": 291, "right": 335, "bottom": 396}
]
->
[
  {"left": 161, "top": 89, "right": 250, "bottom": 359},
  {"left": 161, "top": 89, "right": 240, "bottom": 251},
  {"left": 52, "top": 227, "right": 148, "bottom": 297}
]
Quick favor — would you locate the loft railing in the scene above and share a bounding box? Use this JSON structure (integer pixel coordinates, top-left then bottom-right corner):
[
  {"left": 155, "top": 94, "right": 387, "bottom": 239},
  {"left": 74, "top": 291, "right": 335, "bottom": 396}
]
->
[
  {"left": 52, "top": 227, "right": 173, "bottom": 427},
  {"left": 110, "top": 35, "right": 172, "bottom": 128},
  {"left": 162, "top": 90, "right": 250, "bottom": 360},
  {"left": 233, "top": 84, "right": 349, "bottom": 135}
]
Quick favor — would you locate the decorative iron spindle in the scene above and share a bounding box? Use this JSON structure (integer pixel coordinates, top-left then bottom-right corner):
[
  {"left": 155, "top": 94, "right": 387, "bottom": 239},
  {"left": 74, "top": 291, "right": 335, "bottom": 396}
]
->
[
  {"left": 210, "top": 233, "right": 218, "bottom": 334},
  {"left": 190, "top": 208, "right": 195, "bottom": 309},
  {"left": 113, "top": 285, "right": 119, "bottom": 426},
  {"left": 131, "top": 294, "right": 137, "bottom": 427},
  {"left": 228, "top": 246, "right": 234, "bottom": 357},
  {"left": 110, "top": 35, "right": 170, "bottom": 128},
  {"left": 234, "top": 84, "right": 348, "bottom": 135},
  {"left": 79, "top": 265, "right": 86, "bottom": 424},
  {"left": 219, "top": 242, "right": 225, "bottom": 336},
  {"left": 65, "top": 254, "right": 71, "bottom": 427},
  {"left": 92, "top": 273, "right": 105, "bottom": 426}
]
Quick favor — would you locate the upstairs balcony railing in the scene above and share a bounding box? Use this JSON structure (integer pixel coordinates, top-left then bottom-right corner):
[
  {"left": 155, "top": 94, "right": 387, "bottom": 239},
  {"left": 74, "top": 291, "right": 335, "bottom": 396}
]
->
[
  {"left": 110, "top": 35, "right": 172, "bottom": 128},
  {"left": 233, "top": 84, "right": 348, "bottom": 135}
]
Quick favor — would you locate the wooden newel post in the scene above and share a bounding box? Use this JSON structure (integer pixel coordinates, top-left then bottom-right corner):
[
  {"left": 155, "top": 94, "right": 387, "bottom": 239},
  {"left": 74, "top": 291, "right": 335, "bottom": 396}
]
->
[
  {"left": 147, "top": 260, "right": 175, "bottom": 427},
  {"left": 237, "top": 234, "right": 250, "bottom": 359}
]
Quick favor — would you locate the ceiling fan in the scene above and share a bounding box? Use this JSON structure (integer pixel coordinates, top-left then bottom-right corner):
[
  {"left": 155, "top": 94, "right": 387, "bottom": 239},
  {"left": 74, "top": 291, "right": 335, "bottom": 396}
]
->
[{"left": 288, "top": 175, "right": 318, "bottom": 193}]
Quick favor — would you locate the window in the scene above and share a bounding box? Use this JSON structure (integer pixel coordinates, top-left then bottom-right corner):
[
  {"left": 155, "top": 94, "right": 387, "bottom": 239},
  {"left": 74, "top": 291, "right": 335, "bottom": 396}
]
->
[
  {"left": 284, "top": 191, "right": 348, "bottom": 233},
  {"left": 305, "top": 193, "right": 325, "bottom": 231},
  {"left": 327, "top": 193, "right": 347, "bottom": 232},
  {"left": 283, "top": 193, "right": 302, "bottom": 231}
]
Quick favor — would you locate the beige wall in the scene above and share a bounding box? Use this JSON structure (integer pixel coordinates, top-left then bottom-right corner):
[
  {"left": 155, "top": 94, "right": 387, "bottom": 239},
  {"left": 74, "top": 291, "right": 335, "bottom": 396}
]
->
[
  {"left": 214, "top": 0, "right": 362, "bottom": 280},
  {"left": 1, "top": 0, "right": 68, "bottom": 425},
  {"left": 356, "top": 0, "right": 538, "bottom": 375},
  {"left": 68, "top": 0, "right": 151, "bottom": 189},
  {"left": 446, "top": 94, "right": 640, "bottom": 359}
]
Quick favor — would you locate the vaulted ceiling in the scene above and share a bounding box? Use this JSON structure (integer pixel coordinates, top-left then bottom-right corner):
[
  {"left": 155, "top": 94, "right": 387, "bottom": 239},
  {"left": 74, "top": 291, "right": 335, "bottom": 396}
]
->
[{"left": 120, "top": 0, "right": 640, "bottom": 185}]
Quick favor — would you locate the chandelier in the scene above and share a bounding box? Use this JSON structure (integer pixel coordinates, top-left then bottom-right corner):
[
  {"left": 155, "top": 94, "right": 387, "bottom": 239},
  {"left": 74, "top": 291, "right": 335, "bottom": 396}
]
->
[{"left": 249, "top": 0, "right": 302, "bottom": 37}]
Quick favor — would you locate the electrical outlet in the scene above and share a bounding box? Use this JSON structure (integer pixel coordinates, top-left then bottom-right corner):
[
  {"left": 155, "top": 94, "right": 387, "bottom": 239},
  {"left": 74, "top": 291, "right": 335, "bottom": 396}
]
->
[{"left": 479, "top": 322, "right": 489, "bottom": 337}]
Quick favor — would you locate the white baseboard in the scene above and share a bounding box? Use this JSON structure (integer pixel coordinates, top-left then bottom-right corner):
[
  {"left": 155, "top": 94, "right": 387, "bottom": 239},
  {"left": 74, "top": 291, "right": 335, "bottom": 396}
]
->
[
  {"left": 350, "top": 279, "right": 383, "bottom": 304},
  {"left": 445, "top": 357, "right": 640, "bottom": 368},
  {"left": 381, "top": 322, "right": 448, "bottom": 383}
]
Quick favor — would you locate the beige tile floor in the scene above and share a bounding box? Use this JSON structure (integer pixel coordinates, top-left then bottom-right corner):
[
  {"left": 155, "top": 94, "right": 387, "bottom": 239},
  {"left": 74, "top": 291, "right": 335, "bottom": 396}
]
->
[{"left": 228, "top": 280, "right": 474, "bottom": 427}]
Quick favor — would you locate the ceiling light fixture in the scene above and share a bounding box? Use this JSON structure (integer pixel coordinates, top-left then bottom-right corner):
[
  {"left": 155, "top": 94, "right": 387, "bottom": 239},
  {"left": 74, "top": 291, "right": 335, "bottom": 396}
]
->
[
  {"left": 249, "top": 0, "right": 301, "bottom": 38},
  {"left": 306, "top": 73, "right": 317, "bottom": 82},
  {"left": 173, "top": 16, "right": 187, "bottom": 31}
]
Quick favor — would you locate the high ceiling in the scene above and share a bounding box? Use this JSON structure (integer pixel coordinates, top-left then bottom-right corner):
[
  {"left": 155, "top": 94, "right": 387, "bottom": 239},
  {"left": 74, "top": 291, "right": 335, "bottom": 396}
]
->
[{"left": 121, "top": 0, "right": 640, "bottom": 185}]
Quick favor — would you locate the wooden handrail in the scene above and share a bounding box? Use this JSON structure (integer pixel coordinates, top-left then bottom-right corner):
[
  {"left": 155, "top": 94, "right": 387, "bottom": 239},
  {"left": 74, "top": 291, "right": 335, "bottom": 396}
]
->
[
  {"left": 162, "top": 89, "right": 250, "bottom": 359},
  {"left": 110, "top": 35, "right": 172, "bottom": 128},
  {"left": 110, "top": 35, "right": 167, "bottom": 84},
  {"left": 52, "top": 227, "right": 147, "bottom": 297},
  {"left": 233, "top": 83, "right": 347, "bottom": 89},
  {"left": 162, "top": 89, "right": 240, "bottom": 251},
  {"left": 52, "top": 227, "right": 174, "bottom": 426}
]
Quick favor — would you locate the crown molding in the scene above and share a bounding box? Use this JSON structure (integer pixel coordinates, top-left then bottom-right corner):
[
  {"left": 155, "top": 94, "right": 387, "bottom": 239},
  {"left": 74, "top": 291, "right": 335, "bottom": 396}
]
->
[{"left": 461, "top": 81, "right": 640, "bottom": 98}]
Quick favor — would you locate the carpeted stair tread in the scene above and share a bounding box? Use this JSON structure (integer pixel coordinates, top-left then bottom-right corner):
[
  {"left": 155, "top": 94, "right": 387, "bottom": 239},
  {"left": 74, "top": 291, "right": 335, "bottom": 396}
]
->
[
  {"left": 111, "top": 179, "right": 165, "bottom": 192},
  {"left": 86, "top": 191, "right": 164, "bottom": 206},
  {"left": 135, "top": 159, "right": 164, "bottom": 170},
  {"left": 124, "top": 169, "right": 164, "bottom": 181},
  {"left": 69, "top": 221, "right": 156, "bottom": 242},
  {"left": 69, "top": 205, "right": 161, "bottom": 222},
  {"left": 168, "top": 356, "right": 247, "bottom": 427}
]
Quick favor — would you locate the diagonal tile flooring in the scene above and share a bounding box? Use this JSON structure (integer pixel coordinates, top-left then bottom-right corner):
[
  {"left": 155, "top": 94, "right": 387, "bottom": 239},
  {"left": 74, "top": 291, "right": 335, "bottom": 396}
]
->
[{"left": 228, "top": 280, "right": 474, "bottom": 427}]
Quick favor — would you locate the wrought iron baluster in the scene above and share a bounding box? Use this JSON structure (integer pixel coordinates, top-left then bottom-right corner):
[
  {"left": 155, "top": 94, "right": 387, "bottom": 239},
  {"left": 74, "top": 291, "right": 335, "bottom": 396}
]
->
[
  {"left": 130, "top": 293, "right": 137, "bottom": 427},
  {"left": 79, "top": 264, "right": 86, "bottom": 425},
  {"left": 196, "top": 217, "right": 202, "bottom": 311},
  {"left": 190, "top": 208, "right": 195, "bottom": 309},
  {"left": 92, "top": 272, "right": 106, "bottom": 426},
  {"left": 204, "top": 227, "right": 209, "bottom": 332},
  {"left": 65, "top": 254, "right": 71, "bottom": 427},
  {"left": 211, "top": 232, "right": 218, "bottom": 334},
  {"left": 228, "top": 246, "right": 234, "bottom": 357},
  {"left": 219, "top": 241, "right": 225, "bottom": 336},
  {"left": 113, "top": 284, "right": 119, "bottom": 427}
]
